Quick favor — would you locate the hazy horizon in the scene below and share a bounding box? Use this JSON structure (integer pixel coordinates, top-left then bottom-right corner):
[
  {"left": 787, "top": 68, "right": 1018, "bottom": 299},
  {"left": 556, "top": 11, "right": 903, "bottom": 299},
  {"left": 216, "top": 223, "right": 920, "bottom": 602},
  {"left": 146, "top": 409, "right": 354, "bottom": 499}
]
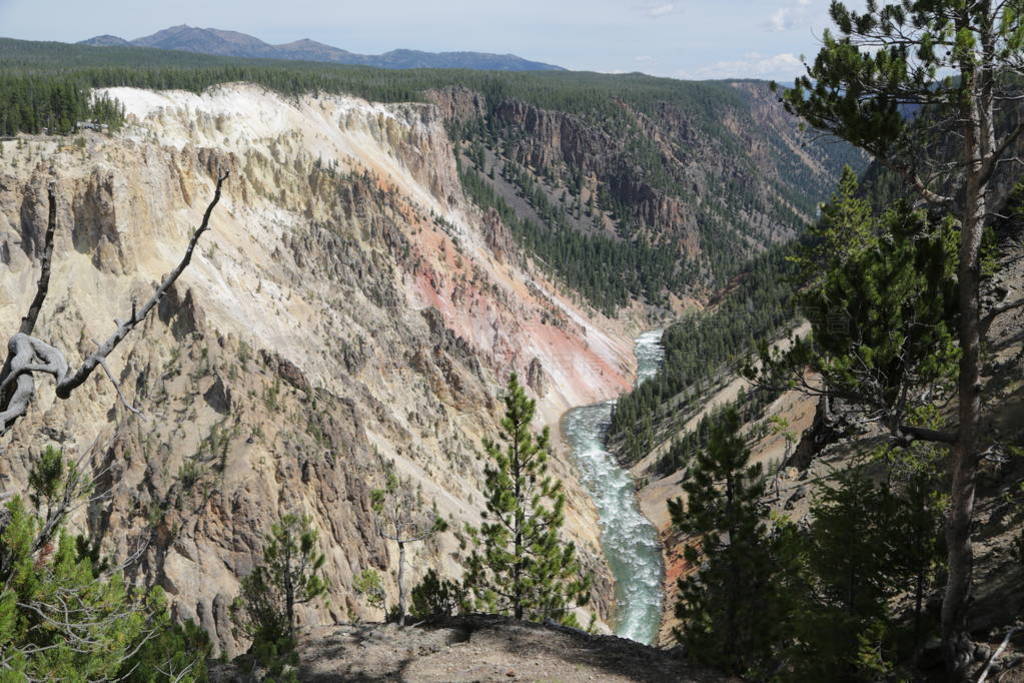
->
[{"left": 0, "top": 0, "right": 837, "bottom": 81}]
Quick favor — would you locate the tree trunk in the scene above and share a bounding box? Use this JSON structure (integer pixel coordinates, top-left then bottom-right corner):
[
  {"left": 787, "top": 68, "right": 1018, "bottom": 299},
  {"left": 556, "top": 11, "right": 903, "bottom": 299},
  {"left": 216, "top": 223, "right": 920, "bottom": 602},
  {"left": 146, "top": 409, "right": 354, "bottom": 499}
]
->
[
  {"left": 942, "top": 89, "right": 987, "bottom": 679},
  {"left": 285, "top": 545, "right": 296, "bottom": 638},
  {"left": 914, "top": 572, "right": 924, "bottom": 656},
  {"left": 514, "top": 512, "right": 523, "bottom": 621},
  {"left": 513, "top": 420, "right": 523, "bottom": 621},
  {"left": 398, "top": 540, "right": 407, "bottom": 626}
]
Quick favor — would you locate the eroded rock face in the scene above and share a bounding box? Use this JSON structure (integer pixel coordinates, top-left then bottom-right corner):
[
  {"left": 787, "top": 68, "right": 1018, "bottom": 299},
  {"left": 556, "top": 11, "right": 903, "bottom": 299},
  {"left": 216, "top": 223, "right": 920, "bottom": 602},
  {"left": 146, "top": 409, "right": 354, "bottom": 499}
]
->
[
  {"left": 428, "top": 83, "right": 855, "bottom": 269},
  {"left": 527, "top": 357, "right": 547, "bottom": 397},
  {"left": 71, "top": 169, "right": 122, "bottom": 271},
  {"left": 425, "top": 86, "right": 487, "bottom": 123},
  {"left": 0, "top": 84, "right": 639, "bottom": 655}
]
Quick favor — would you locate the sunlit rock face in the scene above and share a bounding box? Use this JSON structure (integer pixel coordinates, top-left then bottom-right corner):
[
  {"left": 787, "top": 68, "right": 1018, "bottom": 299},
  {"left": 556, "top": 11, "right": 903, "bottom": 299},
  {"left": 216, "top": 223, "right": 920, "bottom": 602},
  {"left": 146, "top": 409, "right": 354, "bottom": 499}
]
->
[{"left": 0, "top": 84, "right": 641, "bottom": 655}]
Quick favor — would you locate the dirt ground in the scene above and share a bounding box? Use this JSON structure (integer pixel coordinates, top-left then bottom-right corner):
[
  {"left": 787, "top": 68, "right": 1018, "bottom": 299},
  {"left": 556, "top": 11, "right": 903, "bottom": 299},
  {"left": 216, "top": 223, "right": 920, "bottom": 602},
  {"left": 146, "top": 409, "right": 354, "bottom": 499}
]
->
[{"left": 210, "top": 616, "right": 735, "bottom": 682}]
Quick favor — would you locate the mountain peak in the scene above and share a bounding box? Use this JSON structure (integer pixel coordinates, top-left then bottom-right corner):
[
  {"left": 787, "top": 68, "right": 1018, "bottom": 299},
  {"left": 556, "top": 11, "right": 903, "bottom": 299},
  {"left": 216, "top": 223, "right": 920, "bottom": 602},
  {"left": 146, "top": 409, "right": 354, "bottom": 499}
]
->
[
  {"left": 277, "top": 38, "right": 326, "bottom": 48},
  {"left": 78, "top": 25, "right": 565, "bottom": 71},
  {"left": 78, "top": 34, "right": 130, "bottom": 47}
]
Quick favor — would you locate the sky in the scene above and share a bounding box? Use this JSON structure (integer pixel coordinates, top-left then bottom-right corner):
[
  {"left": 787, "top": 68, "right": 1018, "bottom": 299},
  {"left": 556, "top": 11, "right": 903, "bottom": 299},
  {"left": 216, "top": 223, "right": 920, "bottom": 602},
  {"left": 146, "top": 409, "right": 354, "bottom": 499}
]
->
[{"left": 0, "top": 0, "right": 839, "bottom": 81}]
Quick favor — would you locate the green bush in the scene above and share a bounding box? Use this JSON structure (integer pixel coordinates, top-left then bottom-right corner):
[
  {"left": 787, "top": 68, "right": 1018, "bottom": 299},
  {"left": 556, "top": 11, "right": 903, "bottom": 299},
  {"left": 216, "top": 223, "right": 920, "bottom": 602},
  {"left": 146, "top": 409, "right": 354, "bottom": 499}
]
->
[{"left": 410, "top": 569, "right": 466, "bottom": 620}]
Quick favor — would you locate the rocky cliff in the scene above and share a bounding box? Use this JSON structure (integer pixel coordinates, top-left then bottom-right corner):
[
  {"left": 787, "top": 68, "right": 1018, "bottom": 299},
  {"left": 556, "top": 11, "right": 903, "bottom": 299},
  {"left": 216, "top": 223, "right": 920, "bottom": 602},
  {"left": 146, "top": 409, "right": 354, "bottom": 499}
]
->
[
  {"left": 0, "top": 84, "right": 642, "bottom": 655},
  {"left": 429, "top": 81, "right": 862, "bottom": 292}
]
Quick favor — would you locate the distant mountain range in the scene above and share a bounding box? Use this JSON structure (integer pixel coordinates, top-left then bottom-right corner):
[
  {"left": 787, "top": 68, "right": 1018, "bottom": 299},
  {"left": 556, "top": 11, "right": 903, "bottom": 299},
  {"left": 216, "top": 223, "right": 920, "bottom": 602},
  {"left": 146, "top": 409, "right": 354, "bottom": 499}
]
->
[{"left": 78, "top": 25, "right": 565, "bottom": 71}]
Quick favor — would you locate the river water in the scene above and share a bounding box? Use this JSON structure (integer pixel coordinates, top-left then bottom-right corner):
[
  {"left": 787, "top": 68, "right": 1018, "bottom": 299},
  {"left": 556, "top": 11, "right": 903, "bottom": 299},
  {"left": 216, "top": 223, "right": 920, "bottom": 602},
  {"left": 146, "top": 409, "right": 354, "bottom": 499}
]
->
[{"left": 561, "top": 330, "right": 665, "bottom": 644}]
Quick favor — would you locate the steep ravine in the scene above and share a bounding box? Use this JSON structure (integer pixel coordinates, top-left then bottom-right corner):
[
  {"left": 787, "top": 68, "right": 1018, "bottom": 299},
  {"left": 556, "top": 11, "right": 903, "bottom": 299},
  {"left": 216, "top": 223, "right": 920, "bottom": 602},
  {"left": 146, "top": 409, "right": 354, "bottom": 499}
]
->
[
  {"left": 0, "top": 83, "right": 642, "bottom": 654},
  {"left": 562, "top": 330, "right": 665, "bottom": 644}
]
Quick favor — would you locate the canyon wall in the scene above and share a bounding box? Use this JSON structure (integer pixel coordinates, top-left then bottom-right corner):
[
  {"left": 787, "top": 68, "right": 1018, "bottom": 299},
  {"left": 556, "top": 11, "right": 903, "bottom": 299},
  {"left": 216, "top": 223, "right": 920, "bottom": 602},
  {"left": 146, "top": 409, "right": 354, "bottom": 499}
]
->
[
  {"left": 0, "top": 84, "right": 640, "bottom": 655},
  {"left": 427, "top": 82, "right": 860, "bottom": 286}
]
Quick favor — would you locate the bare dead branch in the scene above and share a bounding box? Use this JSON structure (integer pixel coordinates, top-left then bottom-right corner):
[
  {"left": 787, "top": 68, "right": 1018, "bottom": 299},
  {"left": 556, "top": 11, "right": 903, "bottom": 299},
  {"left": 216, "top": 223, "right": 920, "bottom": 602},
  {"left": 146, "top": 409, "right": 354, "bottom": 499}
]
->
[
  {"left": 20, "top": 184, "right": 57, "bottom": 337},
  {"left": 0, "top": 171, "right": 229, "bottom": 438},
  {"left": 380, "top": 529, "right": 435, "bottom": 543},
  {"left": 976, "top": 624, "right": 1019, "bottom": 682},
  {"left": 890, "top": 161, "right": 956, "bottom": 207},
  {"left": 896, "top": 423, "right": 959, "bottom": 445},
  {"left": 97, "top": 353, "right": 142, "bottom": 417},
  {"left": 979, "top": 119, "right": 1024, "bottom": 188},
  {"left": 56, "top": 171, "right": 229, "bottom": 399}
]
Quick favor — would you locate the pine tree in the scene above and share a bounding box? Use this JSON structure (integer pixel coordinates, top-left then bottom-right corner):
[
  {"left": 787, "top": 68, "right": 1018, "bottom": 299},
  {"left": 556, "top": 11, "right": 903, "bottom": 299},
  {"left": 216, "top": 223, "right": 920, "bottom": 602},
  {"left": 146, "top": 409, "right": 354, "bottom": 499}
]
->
[
  {"left": 788, "top": 451, "right": 946, "bottom": 679},
  {"left": 370, "top": 464, "right": 447, "bottom": 626},
  {"left": 778, "top": 1, "right": 1024, "bottom": 669},
  {"left": 409, "top": 569, "right": 466, "bottom": 620},
  {"left": 774, "top": 173, "right": 960, "bottom": 435},
  {"left": 668, "top": 408, "right": 796, "bottom": 676},
  {"left": 884, "top": 444, "right": 948, "bottom": 656},
  {"left": 231, "top": 514, "right": 328, "bottom": 671},
  {"left": 793, "top": 469, "right": 901, "bottom": 680},
  {"left": 0, "top": 447, "right": 207, "bottom": 680},
  {"left": 465, "top": 374, "right": 590, "bottom": 624}
]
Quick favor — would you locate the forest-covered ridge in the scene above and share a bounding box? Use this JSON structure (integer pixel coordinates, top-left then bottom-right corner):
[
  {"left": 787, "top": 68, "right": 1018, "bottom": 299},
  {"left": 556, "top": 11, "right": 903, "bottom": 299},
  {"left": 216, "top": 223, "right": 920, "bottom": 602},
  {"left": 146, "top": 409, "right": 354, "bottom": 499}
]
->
[
  {"left": 0, "top": 36, "right": 758, "bottom": 128},
  {"left": 606, "top": 243, "right": 799, "bottom": 462},
  {"left": 78, "top": 24, "right": 567, "bottom": 72},
  {"left": 436, "top": 81, "right": 861, "bottom": 309}
]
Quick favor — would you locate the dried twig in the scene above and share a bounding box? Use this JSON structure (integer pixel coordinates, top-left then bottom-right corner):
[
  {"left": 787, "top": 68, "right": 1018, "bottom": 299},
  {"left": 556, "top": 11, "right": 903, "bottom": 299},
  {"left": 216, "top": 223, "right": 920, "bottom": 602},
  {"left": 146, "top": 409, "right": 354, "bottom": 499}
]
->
[
  {"left": 96, "top": 352, "right": 142, "bottom": 416},
  {"left": 976, "top": 625, "right": 1019, "bottom": 683}
]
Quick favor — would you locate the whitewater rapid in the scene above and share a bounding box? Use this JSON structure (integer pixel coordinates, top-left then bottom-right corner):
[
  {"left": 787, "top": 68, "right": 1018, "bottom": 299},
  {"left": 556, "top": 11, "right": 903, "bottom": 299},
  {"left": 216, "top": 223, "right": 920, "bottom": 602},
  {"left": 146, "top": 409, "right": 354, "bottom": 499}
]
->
[{"left": 562, "top": 329, "right": 665, "bottom": 644}]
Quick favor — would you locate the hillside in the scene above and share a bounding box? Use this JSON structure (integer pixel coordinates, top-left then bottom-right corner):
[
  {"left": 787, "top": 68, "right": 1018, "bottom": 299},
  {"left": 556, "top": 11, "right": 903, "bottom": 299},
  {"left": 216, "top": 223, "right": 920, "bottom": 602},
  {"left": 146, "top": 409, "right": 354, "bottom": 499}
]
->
[
  {"left": 77, "top": 25, "right": 566, "bottom": 71},
  {"left": 607, "top": 160, "right": 1024, "bottom": 675},
  {"left": 432, "top": 81, "right": 859, "bottom": 311},
  {"left": 0, "top": 36, "right": 863, "bottom": 312}
]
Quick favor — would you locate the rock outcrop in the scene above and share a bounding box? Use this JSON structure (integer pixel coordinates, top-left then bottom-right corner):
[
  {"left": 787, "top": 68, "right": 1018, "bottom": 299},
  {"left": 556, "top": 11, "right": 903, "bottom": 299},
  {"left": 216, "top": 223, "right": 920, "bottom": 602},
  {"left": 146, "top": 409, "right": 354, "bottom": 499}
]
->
[{"left": 210, "top": 616, "right": 735, "bottom": 681}]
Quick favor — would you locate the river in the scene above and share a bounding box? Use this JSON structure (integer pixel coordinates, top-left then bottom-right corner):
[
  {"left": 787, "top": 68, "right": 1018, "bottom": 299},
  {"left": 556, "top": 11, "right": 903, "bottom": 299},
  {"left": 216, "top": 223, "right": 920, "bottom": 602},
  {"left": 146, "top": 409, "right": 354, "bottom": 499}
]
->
[{"left": 561, "top": 329, "right": 665, "bottom": 645}]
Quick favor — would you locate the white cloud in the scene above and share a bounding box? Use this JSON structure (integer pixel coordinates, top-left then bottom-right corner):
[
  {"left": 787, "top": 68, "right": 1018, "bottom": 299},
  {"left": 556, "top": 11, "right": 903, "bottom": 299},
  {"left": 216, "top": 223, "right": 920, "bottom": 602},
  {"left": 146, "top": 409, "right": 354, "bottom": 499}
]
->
[
  {"left": 764, "top": 0, "right": 816, "bottom": 32},
  {"left": 681, "top": 52, "right": 804, "bottom": 80},
  {"left": 767, "top": 7, "right": 794, "bottom": 31},
  {"left": 634, "top": 55, "right": 654, "bottom": 62},
  {"left": 632, "top": 1, "right": 680, "bottom": 18}
]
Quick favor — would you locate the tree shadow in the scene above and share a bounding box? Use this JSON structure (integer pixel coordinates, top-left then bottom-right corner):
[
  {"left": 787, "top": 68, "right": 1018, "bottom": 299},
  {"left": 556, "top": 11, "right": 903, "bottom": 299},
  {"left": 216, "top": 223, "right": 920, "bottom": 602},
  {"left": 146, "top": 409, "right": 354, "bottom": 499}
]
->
[
  {"left": 297, "top": 621, "right": 470, "bottom": 682},
  {"left": 401, "top": 615, "right": 720, "bottom": 683}
]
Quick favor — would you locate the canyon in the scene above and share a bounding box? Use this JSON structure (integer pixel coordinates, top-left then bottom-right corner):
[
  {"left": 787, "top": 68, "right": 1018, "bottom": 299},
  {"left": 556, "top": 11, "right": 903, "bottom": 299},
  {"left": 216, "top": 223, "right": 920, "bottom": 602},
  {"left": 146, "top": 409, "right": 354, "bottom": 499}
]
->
[
  {"left": 0, "top": 74, "right": 853, "bottom": 660},
  {"left": 1, "top": 7, "right": 1022, "bottom": 676},
  {"left": 0, "top": 84, "right": 639, "bottom": 655}
]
